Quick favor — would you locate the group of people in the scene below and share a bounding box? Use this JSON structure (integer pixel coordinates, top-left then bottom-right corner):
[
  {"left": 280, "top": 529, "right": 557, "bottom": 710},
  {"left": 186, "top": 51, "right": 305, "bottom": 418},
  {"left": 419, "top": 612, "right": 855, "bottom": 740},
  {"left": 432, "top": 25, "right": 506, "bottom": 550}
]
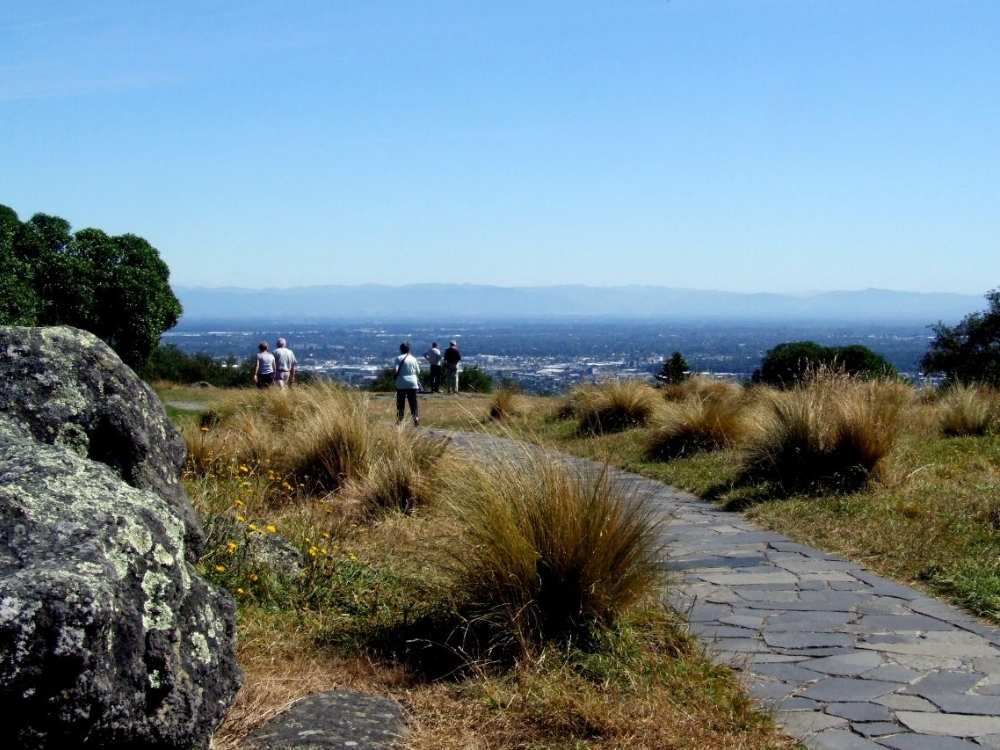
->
[
  {"left": 394, "top": 340, "right": 462, "bottom": 425},
  {"left": 253, "top": 338, "right": 298, "bottom": 388}
]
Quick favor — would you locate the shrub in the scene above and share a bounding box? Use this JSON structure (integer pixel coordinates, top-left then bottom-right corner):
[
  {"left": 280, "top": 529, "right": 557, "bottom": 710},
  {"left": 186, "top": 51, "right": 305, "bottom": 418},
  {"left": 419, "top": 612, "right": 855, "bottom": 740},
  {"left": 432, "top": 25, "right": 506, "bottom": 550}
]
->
[
  {"left": 144, "top": 343, "right": 251, "bottom": 387},
  {"left": 443, "top": 449, "right": 662, "bottom": 651},
  {"left": 754, "top": 341, "right": 897, "bottom": 387},
  {"left": 460, "top": 365, "right": 494, "bottom": 393},
  {"left": 937, "top": 384, "right": 999, "bottom": 437},
  {"left": 922, "top": 288, "right": 1000, "bottom": 387},
  {"left": 488, "top": 388, "right": 521, "bottom": 421},
  {"left": 657, "top": 352, "right": 689, "bottom": 385},
  {"left": 741, "top": 375, "right": 906, "bottom": 492},
  {"left": 574, "top": 379, "right": 660, "bottom": 435},
  {"left": 645, "top": 394, "right": 748, "bottom": 460},
  {"left": 340, "top": 434, "right": 450, "bottom": 517}
]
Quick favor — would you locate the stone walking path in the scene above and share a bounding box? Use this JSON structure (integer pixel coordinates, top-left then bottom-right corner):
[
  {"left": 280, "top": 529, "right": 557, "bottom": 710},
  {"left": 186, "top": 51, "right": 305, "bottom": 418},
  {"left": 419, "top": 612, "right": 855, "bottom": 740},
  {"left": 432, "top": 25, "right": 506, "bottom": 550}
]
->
[{"left": 441, "top": 431, "right": 1000, "bottom": 750}]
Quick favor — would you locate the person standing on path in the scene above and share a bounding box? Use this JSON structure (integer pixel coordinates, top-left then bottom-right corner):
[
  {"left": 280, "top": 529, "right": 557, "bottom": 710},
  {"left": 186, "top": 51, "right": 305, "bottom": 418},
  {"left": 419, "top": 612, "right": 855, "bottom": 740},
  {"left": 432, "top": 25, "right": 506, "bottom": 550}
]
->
[
  {"left": 443, "top": 341, "right": 461, "bottom": 394},
  {"left": 394, "top": 342, "right": 421, "bottom": 426},
  {"left": 424, "top": 342, "right": 443, "bottom": 393},
  {"left": 254, "top": 342, "right": 276, "bottom": 388},
  {"left": 274, "top": 337, "right": 298, "bottom": 389}
]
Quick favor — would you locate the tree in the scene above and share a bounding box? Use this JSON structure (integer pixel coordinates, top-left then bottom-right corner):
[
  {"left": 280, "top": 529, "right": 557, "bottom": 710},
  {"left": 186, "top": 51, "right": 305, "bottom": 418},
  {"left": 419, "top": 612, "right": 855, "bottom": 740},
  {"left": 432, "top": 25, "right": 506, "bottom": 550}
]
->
[
  {"left": 922, "top": 289, "right": 1000, "bottom": 386},
  {"left": 754, "top": 341, "right": 896, "bottom": 387},
  {"left": 459, "top": 365, "right": 494, "bottom": 393},
  {"left": 658, "top": 351, "right": 689, "bottom": 384},
  {"left": 0, "top": 205, "right": 182, "bottom": 371}
]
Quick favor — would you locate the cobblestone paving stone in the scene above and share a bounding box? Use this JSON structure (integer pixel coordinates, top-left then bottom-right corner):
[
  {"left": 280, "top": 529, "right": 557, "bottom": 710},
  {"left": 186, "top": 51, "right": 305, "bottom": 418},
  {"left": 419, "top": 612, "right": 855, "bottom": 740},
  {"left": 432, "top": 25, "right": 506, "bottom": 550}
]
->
[{"left": 440, "top": 431, "right": 1000, "bottom": 750}]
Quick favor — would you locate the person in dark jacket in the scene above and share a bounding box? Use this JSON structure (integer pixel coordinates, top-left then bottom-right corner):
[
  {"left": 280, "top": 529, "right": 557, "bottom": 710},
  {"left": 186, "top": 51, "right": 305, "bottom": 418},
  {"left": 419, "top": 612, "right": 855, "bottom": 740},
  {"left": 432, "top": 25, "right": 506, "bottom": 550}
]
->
[{"left": 443, "top": 341, "right": 461, "bottom": 394}]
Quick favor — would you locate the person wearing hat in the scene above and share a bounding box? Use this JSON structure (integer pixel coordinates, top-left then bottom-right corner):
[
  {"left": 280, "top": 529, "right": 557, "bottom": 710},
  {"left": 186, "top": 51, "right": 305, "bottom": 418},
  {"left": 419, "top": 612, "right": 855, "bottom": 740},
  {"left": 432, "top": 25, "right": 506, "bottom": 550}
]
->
[
  {"left": 443, "top": 340, "right": 461, "bottom": 394},
  {"left": 274, "top": 337, "right": 298, "bottom": 389}
]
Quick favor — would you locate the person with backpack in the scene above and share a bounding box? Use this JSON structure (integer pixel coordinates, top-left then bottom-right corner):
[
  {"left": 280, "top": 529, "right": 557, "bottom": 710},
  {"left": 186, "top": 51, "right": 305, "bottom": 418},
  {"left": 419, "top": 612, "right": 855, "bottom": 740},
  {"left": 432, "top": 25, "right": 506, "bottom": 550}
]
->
[
  {"left": 443, "top": 340, "right": 461, "bottom": 394},
  {"left": 394, "top": 342, "right": 421, "bottom": 426}
]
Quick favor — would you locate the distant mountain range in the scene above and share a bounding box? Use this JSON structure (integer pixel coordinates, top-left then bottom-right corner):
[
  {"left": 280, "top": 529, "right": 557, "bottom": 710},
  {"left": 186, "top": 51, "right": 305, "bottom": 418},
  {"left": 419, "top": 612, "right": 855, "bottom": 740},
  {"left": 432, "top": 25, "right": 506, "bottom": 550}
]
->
[{"left": 175, "top": 284, "right": 983, "bottom": 323}]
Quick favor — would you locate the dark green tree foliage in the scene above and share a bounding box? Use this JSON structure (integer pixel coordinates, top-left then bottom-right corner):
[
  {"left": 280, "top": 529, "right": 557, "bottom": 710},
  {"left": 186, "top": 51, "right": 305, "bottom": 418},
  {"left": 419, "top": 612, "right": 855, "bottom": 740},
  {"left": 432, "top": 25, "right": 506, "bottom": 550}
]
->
[
  {"left": 459, "top": 365, "right": 494, "bottom": 393},
  {"left": 922, "top": 289, "right": 1000, "bottom": 386},
  {"left": 0, "top": 205, "right": 181, "bottom": 370},
  {"left": 755, "top": 341, "right": 896, "bottom": 387},
  {"left": 659, "top": 351, "right": 689, "bottom": 384},
  {"left": 143, "top": 344, "right": 251, "bottom": 387},
  {"left": 369, "top": 367, "right": 397, "bottom": 392}
]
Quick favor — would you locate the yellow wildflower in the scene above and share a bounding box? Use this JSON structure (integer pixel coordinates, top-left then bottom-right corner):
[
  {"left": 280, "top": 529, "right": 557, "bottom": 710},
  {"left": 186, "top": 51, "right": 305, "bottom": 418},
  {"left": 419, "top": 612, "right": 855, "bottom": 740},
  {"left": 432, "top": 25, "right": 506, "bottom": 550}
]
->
[
  {"left": 214, "top": 564, "right": 226, "bottom": 573},
  {"left": 239, "top": 464, "right": 249, "bottom": 473},
  {"left": 200, "top": 426, "right": 209, "bottom": 432},
  {"left": 248, "top": 523, "right": 258, "bottom": 532},
  {"left": 265, "top": 524, "right": 277, "bottom": 534},
  {"left": 236, "top": 587, "right": 245, "bottom": 595},
  {"left": 236, "top": 515, "right": 247, "bottom": 523},
  {"left": 249, "top": 573, "right": 258, "bottom": 582},
  {"left": 226, "top": 541, "right": 238, "bottom": 554}
]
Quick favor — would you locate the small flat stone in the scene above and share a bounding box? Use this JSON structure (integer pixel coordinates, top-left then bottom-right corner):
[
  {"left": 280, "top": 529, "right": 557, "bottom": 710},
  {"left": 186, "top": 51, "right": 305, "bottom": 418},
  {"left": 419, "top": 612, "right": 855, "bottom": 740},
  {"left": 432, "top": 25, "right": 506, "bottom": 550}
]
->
[
  {"left": 700, "top": 571, "right": 801, "bottom": 586},
  {"left": 921, "top": 693, "right": 1000, "bottom": 715},
  {"left": 780, "top": 697, "right": 823, "bottom": 710},
  {"left": 753, "top": 662, "right": 824, "bottom": 682},
  {"left": 804, "top": 729, "right": 885, "bottom": 749},
  {"left": 801, "top": 678, "right": 898, "bottom": 702},
  {"left": 765, "top": 633, "right": 855, "bottom": 650},
  {"left": 907, "top": 671, "right": 984, "bottom": 697},
  {"left": 247, "top": 690, "right": 407, "bottom": 749},
  {"left": 825, "top": 702, "right": 892, "bottom": 722},
  {"left": 877, "top": 736, "right": 981, "bottom": 750},
  {"left": 875, "top": 694, "right": 939, "bottom": 712},
  {"left": 852, "top": 721, "right": 903, "bottom": 737},
  {"left": 859, "top": 614, "right": 956, "bottom": 632},
  {"left": 802, "top": 652, "right": 884, "bottom": 676},
  {"left": 897, "top": 711, "right": 1000, "bottom": 736},
  {"left": 860, "top": 665, "right": 921, "bottom": 684},
  {"left": 776, "top": 710, "right": 848, "bottom": 736}
]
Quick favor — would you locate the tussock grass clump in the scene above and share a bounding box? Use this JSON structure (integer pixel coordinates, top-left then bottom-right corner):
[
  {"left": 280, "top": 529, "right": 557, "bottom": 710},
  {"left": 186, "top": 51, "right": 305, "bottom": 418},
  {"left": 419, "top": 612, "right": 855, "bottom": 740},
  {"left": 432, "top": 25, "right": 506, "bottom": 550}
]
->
[
  {"left": 572, "top": 379, "right": 660, "bottom": 435},
  {"left": 741, "top": 375, "right": 907, "bottom": 492},
  {"left": 937, "top": 384, "right": 1000, "bottom": 437},
  {"left": 183, "top": 383, "right": 447, "bottom": 513},
  {"left": 646, "top": 394, "right": 749, "bottom": 460},
  {"left": 488, "top": 388, "right": 521, "bottom": 422},
  {"left": 443, "top": 448, "right": 662, "bottom": 652},
  {"left": 660, "top": 374, "right": 743, "bottom": 404}
]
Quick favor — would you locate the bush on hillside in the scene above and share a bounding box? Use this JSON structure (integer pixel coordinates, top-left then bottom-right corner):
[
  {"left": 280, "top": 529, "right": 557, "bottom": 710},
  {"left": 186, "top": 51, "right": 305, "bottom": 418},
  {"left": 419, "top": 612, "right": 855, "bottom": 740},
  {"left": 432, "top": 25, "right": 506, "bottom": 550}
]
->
[
  {"left": 369, "top": 367, "right": 396, "bottom": 392},
  {"left": 937, "top": 384, "right": 1000, "bottom": 437},
  {"left": 741, "top": 375, "right": 907, "bottom": 492},
  {"left": 657, "top": 352, "right": 689, "bottom": 385},
  {"left": 144, "top": 343, "right": 251, "bottom": 386},
  {"left": 0, "top": 204, "right": 181, "bottom": 370},
  {"left": 754, "top": 341, "right": 897, "bottom": 387},
  {"left": 922, "top": 288, "right": 1000, "bottom": 387},
  {"left": 660, "top": 374, "right": 743, "bottom": 403},
  {"left": 443, "top": 449, "right": 662, "bottom": 650},
  {"left": 460, "top": 365, "right": 494, "bottom": 393},
  {"left": 573, "top": 379, "right": 660, "bottom": 435}
]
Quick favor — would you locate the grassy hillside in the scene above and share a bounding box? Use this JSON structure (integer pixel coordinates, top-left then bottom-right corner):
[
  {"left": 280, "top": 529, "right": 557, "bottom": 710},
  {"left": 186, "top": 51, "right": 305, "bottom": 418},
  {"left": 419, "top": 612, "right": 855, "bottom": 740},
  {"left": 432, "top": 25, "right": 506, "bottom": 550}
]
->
[{"left": 160, "top": 383, "right": 792, "bottom": 750}]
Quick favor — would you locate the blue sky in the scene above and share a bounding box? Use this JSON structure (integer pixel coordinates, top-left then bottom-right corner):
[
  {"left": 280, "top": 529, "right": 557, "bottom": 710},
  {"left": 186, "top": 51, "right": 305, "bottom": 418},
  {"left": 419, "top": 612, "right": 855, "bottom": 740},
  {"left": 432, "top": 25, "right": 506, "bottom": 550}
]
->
[{"left": 1, "top": 1, "right": 997, "bottom": 293}]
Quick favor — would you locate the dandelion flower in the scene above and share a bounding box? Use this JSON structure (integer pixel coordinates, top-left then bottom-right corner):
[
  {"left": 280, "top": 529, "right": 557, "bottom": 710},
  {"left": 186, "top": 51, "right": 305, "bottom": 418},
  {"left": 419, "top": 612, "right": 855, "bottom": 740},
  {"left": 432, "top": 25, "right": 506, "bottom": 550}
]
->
[
  {"left": 236, "top": 587, "right": 245, "bottom": 595},
  {"left": 248, "top": 523, "right": 258, "bottom": 532},
  {"left": 265, "top": 524, "right": 277, "bottom": 534},
  {"left": 249, "top": 573, "right": 259, "bottom": 582},
  {"left": 214, "top": 564, "right": 226, "bottom": 573},
  {"left": 226, "top": 541, "right": 238, "bottom": 554}
]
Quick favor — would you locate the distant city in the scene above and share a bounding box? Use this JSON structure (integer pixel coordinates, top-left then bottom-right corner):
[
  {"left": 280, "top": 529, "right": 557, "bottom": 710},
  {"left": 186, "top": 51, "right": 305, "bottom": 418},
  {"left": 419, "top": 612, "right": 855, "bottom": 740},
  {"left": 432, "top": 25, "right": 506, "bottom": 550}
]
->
[{"left": 164, "top": 318, "right": 936, "bottom": 392}]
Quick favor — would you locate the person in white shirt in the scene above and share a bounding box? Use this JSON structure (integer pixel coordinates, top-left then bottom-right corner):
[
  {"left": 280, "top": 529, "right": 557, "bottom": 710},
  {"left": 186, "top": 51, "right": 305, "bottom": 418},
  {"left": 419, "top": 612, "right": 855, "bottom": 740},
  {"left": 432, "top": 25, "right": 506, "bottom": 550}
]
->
[
  {"left": 273, "top": 337, "right": 298, "bottom": 389},
  {"left": 424, "top": 342, "right": 443, "bottom": 392},
  {"left": 253, "top": 342, "right": 276, "bottom": 388},
  {"left": 394, "top": 342, "right": 421, "bottom": 426}
]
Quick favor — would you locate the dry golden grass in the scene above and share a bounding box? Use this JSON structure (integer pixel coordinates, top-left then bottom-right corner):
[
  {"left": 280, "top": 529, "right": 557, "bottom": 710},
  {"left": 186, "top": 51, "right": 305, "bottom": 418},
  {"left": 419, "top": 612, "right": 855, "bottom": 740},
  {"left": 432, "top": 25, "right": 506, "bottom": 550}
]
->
[
  {"left": 488, "top": 388, "right": 521, "bottom": 421},
  {"left": 441, "top": 445, "right": 662, "bottom": 652},
  {"left": 937, "top": 384, "right": 1000, "bottom": 437},
  {"left": 571, "top": 379, "right": 661, "bottom": 435},
  {"left": 646, "top": 392, "right": 751, "bottom": 460},
  {"left": 660, "top": 374, "right": 744, "bottom": 404},
  {"left": 741, "top": 375, "right": 907, "bottom": 491}
]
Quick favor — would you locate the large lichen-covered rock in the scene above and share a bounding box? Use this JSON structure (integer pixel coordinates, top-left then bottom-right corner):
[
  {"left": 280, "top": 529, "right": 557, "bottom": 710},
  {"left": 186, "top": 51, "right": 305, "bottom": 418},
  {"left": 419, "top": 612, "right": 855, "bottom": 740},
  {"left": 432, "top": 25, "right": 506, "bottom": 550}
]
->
[
  {"left": 0, "top": 326, "right": 201, "bottom": 557},
  {"left": 0, "top": 422, "right": 241, "bottom": 748}
]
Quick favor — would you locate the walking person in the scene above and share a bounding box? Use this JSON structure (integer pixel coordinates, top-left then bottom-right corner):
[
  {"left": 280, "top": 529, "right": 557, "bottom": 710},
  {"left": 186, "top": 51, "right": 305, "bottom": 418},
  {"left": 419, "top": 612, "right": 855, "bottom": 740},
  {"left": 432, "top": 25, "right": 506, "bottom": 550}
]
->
[
  {"left": 274, "top": 337, "right": 298, "bottom": 389},
  {"left": 394, "top": 342, "right": 421, "bottom": 426},
  {"left": 424, "top": 341, "right": 443, "bottom": 393},
  {"left": 444, "top": 340, "right": 461, "bottom": 394},
  {"left": 253, "top": 342, "right": 276, "bottom": 388}
]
